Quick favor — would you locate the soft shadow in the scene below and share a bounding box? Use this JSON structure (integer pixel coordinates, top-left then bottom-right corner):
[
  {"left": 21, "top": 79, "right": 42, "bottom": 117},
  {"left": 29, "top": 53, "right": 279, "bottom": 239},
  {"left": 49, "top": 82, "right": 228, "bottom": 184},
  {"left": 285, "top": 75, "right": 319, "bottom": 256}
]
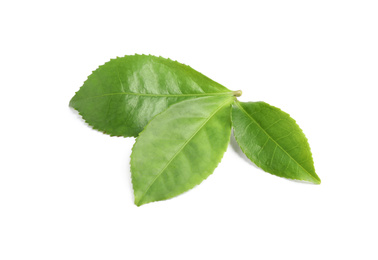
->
[
  {"left": 70, "top": 106, "right": 137, "bottom": 203},
  {"left": 69, "top": 106, "right": 82, "bottom": 120},
  {"left": 229, "top": 131, "right": 259, "bottom": 169},
  {"left": 285, "top": 178, "right": 319, "bottom": 185},
  {"left": 123, "top": 153, "right": 136, "bottom": 204},
  {"left": 69, "top": 106, "right": 96, "bottom": 132}
]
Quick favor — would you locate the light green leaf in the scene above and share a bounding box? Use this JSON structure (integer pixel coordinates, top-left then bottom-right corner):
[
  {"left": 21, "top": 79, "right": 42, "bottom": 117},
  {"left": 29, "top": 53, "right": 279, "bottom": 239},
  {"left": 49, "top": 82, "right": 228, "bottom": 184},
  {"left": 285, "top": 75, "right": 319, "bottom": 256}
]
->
[
  {"left": 232, "top": 101, "right": 320, "bottom": 184},
  {"left": 69, "top": 54, "right": 234, "bottom": 137},
  {"left": 131, "top": 95, "right": 234, "bottom": 206}
]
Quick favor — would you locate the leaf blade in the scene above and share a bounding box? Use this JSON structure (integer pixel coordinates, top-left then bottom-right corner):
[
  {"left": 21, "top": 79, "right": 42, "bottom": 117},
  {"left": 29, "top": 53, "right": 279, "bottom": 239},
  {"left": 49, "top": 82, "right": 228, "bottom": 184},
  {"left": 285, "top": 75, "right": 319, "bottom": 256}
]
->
[
  {"left": 131, "top": 95, "right": 234, "bottom": 206},
  {"left": 232, "top": 101, "right": 320, "bottom": 184},
  {"left": 70, "top": 55, "right": 232, "bottom": 137}
]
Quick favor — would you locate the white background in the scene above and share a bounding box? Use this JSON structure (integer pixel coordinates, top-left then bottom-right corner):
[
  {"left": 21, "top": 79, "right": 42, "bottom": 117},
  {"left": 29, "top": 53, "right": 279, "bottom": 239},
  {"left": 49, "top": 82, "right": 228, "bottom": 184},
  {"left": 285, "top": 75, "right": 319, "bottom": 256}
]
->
[{"left": 1, "top": 1, "right": 377, "bottom": 259}]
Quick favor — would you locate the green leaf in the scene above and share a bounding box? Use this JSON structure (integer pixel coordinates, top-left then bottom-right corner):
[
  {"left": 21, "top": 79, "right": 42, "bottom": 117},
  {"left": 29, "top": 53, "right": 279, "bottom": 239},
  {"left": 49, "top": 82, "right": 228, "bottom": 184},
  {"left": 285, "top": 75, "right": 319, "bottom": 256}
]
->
[
  {"left": 69, "top": 54, "right": 234, "bottom": 137},
  {"left": 232, "top": 101, "right": 320, "bottom": 184},
  {"left": 131, "top": 95, "right": 234, "bottom": 206}
]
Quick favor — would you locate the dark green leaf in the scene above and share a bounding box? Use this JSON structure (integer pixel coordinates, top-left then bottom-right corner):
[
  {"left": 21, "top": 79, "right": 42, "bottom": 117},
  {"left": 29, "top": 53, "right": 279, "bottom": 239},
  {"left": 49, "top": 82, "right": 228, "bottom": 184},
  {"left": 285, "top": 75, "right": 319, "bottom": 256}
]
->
[
  {"left": 69, "top": 55, "right": 233, "bottom": 137},
  {"left": 131, "top": 95, "right": 234, "bottom": 206},
  {"left": 232, "top": 101, "right": 320, "bottom": 184}
]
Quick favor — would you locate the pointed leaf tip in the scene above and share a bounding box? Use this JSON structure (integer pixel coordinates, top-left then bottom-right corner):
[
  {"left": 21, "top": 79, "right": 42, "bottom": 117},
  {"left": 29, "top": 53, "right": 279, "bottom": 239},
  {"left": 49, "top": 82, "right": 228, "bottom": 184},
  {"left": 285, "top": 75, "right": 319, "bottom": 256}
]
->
[{"left": 232, "top": 101, "right": 320, "bottom": 184}]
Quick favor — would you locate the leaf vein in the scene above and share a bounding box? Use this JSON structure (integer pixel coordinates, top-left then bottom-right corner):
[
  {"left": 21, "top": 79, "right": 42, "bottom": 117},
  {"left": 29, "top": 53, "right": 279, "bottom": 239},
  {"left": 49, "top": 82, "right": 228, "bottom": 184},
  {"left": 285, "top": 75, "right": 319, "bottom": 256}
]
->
[
  {"left": 135, "top": 98, "right": 232, "bottom": 205},
  {"left": 264, "top": 119, "right": 284, "bottom": 131},
  {"left": 236, "top": 102, "right": 317, "bottom": 181},
  {"left": 270, "top": 146, "right": 277, "bottom": 165},
  {"left": 257, "top": 138, "right": 269, "bottom": 158},
  {"left": 73, "top": 92, "right": 234, "bottom": 102}
]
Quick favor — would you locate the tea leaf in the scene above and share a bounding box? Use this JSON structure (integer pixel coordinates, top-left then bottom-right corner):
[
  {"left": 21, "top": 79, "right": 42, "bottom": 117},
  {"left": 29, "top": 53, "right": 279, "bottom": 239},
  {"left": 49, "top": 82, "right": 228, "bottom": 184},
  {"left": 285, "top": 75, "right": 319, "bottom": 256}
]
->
[
  {"left": 69, "top": 55, "right": 233, "bottom": 137},
  {"left": 232, "top": 101, "right": 320, "bottom": 184},
  {"left": 131, "top": 95, "right": 234, "bottom": 206}
]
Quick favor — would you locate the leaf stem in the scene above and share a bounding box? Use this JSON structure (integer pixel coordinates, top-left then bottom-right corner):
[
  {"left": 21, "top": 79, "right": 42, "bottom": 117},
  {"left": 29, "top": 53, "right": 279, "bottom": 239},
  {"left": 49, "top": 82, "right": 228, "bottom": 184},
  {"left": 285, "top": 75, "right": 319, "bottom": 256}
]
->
[{"left": 233, "top": 90, "right": 242, "bottom": 97}]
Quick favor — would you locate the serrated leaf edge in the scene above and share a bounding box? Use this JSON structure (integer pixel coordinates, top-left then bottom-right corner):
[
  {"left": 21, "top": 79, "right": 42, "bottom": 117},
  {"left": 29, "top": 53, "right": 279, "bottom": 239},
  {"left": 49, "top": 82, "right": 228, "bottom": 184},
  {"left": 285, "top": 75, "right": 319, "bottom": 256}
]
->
[
  {"left": 232, "top": 100, "right": 320, "bottom": 184},
  {"left": 69, "top": 54, "right": 234, "bottom": 137}
]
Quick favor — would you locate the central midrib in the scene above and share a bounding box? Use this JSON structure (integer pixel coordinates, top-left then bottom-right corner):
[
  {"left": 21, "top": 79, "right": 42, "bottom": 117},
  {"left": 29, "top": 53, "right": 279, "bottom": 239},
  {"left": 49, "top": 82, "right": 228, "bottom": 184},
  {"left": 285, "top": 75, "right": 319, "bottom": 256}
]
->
[
  {"left": 236, "top": 102, "right": 319, "bottom": 182},
  {"left": 74, "top": 91, "right": 234, "bottom": 101},
  {"left": 136, "top": 98, "right": 233, "bottom": 205}
]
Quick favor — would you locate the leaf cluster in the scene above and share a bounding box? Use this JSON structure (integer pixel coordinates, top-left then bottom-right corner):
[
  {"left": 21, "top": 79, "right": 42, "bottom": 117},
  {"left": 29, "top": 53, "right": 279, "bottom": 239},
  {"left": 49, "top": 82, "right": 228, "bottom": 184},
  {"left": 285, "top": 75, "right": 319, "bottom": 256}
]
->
[{"left": 70, "top": 55, "right": 320, "bottom": 206}]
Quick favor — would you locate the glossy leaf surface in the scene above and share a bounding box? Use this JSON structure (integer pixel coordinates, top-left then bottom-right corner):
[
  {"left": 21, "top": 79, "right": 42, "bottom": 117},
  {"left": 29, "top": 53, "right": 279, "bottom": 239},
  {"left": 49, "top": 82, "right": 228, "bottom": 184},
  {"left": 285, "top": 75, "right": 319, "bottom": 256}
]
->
[
  {"left": 69, "top": 55, "right": 233, "bottom": 137},
  {"left": 131, "top": 96, "right": 234, "bottom": 206},
  {"left": 232, "top": 101, "right": 320, "bottom": 184}
]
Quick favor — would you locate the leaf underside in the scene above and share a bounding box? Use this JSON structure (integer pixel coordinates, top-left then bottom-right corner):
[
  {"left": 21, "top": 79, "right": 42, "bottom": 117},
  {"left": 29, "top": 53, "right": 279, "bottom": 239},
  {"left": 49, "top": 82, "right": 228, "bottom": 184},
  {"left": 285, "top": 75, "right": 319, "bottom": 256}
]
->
[
  {"left": 69, "top": 54, "right": 232, "bottom": 137},
  {"left": 131, "top": 96, "right": 234, "bottom": 206},
  {"left": 232, "top": 101, "right": 320, "bottom": 184}
]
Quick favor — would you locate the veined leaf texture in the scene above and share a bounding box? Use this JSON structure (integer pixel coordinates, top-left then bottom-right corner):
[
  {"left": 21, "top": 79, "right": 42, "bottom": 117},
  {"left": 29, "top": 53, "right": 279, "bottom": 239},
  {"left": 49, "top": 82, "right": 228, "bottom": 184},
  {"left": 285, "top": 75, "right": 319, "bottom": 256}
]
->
[
  {"left": 232, "top": 101, "right": 320, "bottom": 184},
  {"left": 131, "top": 96, "right": 234, "bottom": 206},
  {"left": 69, "top": 55, "right": 233, "bottom": 137},
  {"left": 70, "top": 55, "right": 320, "bottom": 205}
]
